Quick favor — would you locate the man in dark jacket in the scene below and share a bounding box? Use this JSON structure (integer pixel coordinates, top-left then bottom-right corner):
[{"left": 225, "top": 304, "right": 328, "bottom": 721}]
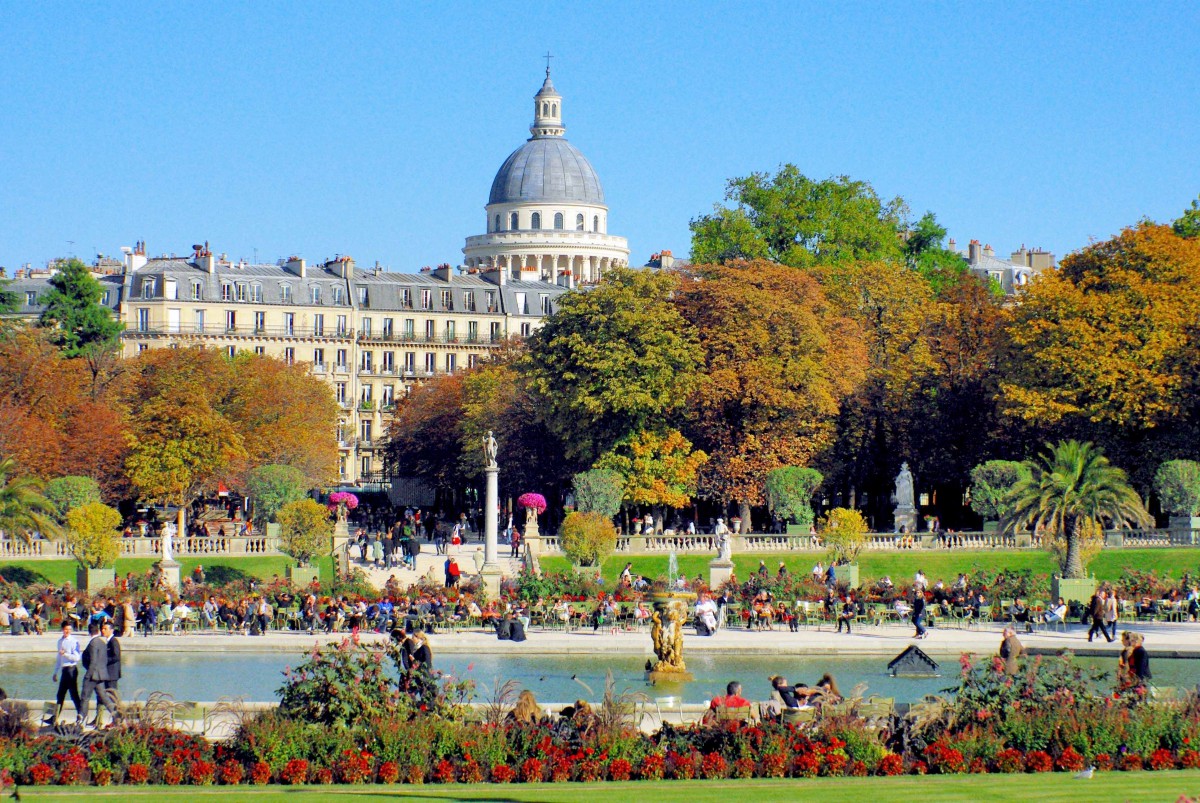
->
[
  {"left": 1087, "top": 590, "right": 1113, "bottom": 643},
  {"left": 911, "top": 590, "right": 928, "bottom": 639},
  {"left": 79, "top": 622, "right": 117, "bottom": 728},
  {"left": 105, "top": 623, "right": 122, "bottom": 713}
]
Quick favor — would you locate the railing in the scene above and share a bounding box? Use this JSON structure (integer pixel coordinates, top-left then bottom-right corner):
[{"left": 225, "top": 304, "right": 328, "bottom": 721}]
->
[
  {"left": 1, "top": 535, "right": 282, "bottom": 561},
  {"left": 357, "top": 332, "right": 504, "bottom": 346},
  {"left": 124, "top": 325, "right": 351, "bottom": 340}
]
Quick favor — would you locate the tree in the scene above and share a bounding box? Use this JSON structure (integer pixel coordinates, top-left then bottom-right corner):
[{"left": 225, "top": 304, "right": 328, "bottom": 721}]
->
[
  {"left": 1175, "top": 195, "right": 1200, "bottom": 239},
  {"left": 0, "top": 457, "right": 61, "bottom": 543},
  {"left": 594, "top": 429, "right": 708, "bottom": 511},
  {"left": 674, "top": 260, "right": 865, "bottom": 522},
  {"left": 1005, "top": 440, "right": 1151, "bottom": 579},
  {"left": 968, "top": 460, "right": 1030, "bottom": 522},
  {"left": 64, "top": 501, "right": 121, "bottom": 570},
  {"left": 246, "top": 465, "right": 309, "bottom": 525},
  {"left": 764, "top": 467, "right": 824, "bottom": 527},
  {"left": 385, "top": 372, "right": 468, "bottom": 493},
  {"left": 37, "top": 259, "right": 124, "bottom": 385},
  {"left": 821, "top": 507, "right": 869, "bottom": 564},
  {"left": 689, "top": 165, "right": 908, "bottom": 269},
  {"left": 557, "top": 511, "right": 617, "bottom": 568},
  {"left": 276, "top": 498, "right": 333, "bottom": 567},
  {"left": 522, "top": 267, "right": 702, "bottom": 466},
  {"left": 1154, "top": 460, "right": 1200, "bottom": 517},
  {"left": 0, "top": 277, "right": 17, "bottom": 314},
  {"left": 904, "top": 212, "right": 970, "bottom": 296},
  {"left": 44, "top": 476, "right": 102, "bottom": 521},
  {"left": 571, "top": 469, "right": 625, "bottom": 518}
]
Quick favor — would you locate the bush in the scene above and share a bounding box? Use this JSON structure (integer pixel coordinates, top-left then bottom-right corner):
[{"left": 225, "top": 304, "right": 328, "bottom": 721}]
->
[
  {"left": 1154, "top": 460, "right": 1200, "bottom": 516},
  {"left": 276, "top": 640, "right": 401, "bottom": 728},
  {"left": 45, "top": 476, "right": 102, "bottom": 520},
  {"left": 765, "top": 466, "right": 823, "bottom": 527},
  {"left": 969, "top": 461, "right": 1029, "bottom": 521},
  {"left": 276, "top": 499, "right": 333, "bottom": 567},
  {"left": 558, "top": 511, "right": 617, "bottom": 568},
  {"left": 821, "top": 508, "right": 869, "bottom": 564},
  {"left": 571, "top": 469, "right": 624, "bottom": 518},
  {"left": 246, "top": 465, "right": 308, "bottom": 525},
  {"left": 64, "top": 502, "right": 121, "bottom": 569}
]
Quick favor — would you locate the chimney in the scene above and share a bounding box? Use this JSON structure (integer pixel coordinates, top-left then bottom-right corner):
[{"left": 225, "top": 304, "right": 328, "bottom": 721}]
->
[
  {"left": 983, "top": 244, "right": 995, "bottom": 258},
  {"left": 968, "top": 239, "right": 981, "bottom": 264},
  {"left": 122, "top": 240, "right": 148, "bottom": 272},
  {"left": 433, "top": 263, "right": 453, "bottom": 282},
  {"left": 482, "top": 265, "right": 507, "bottom": 286},
  {"left": 193, "top": 242, "right": 215, "bottom": 273},
  {"left": 285, "top": 256, "right": 307, "bottom": 278},
  {"left": 948, "top": 238, "right": 957, "bottom": 252},
  {"left": 336, "top": 256, "right": 354, "bottom": 279}
]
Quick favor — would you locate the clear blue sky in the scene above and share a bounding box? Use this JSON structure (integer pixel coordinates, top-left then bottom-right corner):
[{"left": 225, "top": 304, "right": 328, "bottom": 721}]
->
[{"left": 1, "top": 3, "right": 1197, "bottom": 272}]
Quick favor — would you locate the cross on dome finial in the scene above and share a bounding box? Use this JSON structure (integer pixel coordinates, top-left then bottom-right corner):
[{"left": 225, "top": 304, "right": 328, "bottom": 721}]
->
[{"left": 544, "top": 51, "right": 553, "bottom": 77}]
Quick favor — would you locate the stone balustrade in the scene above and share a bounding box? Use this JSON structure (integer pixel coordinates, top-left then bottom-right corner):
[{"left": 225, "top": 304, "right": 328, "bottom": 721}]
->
[{"left": 1, "top": 535, "right": 281, "bottom": 561}]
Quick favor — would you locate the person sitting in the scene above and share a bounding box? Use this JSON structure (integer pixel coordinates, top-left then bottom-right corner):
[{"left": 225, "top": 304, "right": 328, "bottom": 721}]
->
[
  {"left": 708, "top": 681, "right": 752, "bottom": 718},
  {"left": 1010, "top": 598, "right": 1032, "bottom": 632},
  {"left": 505, "top": 690, "right": 544, "bottom": 725},
  {"left": 634, "top": 601, "right": 651, "bottom": 626},
  {"left": 1043, "top": 597, "right": 1068, "bottom": 625},
  {"left": 778, "top": 601, "right": 798, "bottom": 632},
  {"left": 559, "top": 698, "right": 598, "bottom": 732},
  {"left": 754, "top": 599, "right": 775, "bottom": 631},
  {"left": 695, "top": 595, "right": 718, "bottom": 636},
  {"left": 836, "top": 594, "right": 856, "bottom": 634}
]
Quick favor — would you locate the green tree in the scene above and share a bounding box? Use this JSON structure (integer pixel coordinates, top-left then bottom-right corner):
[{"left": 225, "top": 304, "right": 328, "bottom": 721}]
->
[
  {"left": 689, "top": 165, "right": 908, "bottom": 269},
  {"left": 820, "top": 507, "right": 869, "bottom": 564},
  {"left": 37, "top": 258, "right": 124, "bottom": 390},
  {"left": 1005, "top": 440, "right": 1151, "bottom": 578},
  {"left": 1154, "top": 459, "right": 1200, "bottom": 516},
  {"left": 904, "top": 212, "right": 969, "bottom": 296},
  {"left": 969, "top": 460, "right": 1031, "bottom": 522},
  {"left": 0, "top": 457, "right": 61, "bottom": 542},
  {"left": 0, "top": 277, "right": 17, "bottom": 314},
  {"left": 571, "top": 468, "right": 625, "bottom": 518},
  {"left": 765, "top": 466, "right": 823, "bottom": 527},
  {"left": 558, "top": 511, "right": 617, "bottom": 568},
  {"left": 276, "top": 498, "right": 333, "bottom": 567},
  {"left": 44, "top": 476, "right": 102, "bottom": 521},
  {"left": 1174, "top": 195, "right": 1200, "bottom": 238},
  {"left": 246, "top": 465, "right": 309, "bottom": 525},
  {"left": 64, "top": 501, "right": 121, "bottom": 569},
  {"left": 523, "top": 267, "right": 702, "bottom": 465}
]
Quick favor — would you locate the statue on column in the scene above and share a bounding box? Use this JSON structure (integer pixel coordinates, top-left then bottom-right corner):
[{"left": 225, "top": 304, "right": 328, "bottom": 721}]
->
[
  {"left": 484, "top": 430, "right": 498, "bottom": 470},
  {"left": 162, "top": 521, "right": 175, "bottom": 563},
  {"left": 894, "top": 463, "right": 915, "bottom": 510}
]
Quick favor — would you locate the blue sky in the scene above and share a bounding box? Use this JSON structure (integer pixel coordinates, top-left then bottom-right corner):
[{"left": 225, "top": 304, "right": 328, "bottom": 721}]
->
[{"left": 1, "top": 3, "right": 1197, "bottom": 272}]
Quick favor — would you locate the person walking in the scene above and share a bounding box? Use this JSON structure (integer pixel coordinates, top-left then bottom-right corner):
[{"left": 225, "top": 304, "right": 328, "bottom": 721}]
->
[
  {"left": 79, "top": 622, "right": 117, "bottom": 729},
  {"left": 48, "top": 622, "right": 83, "bottom": 726},
  {"left": 1104, "top": 588, "right": 1120, "bottom": 641},
  {"left": 104, "top": 621, "right": 122, "bottom": 716},
  {"left": 1087, "top": 590, "right": 1112, "bottom": 643},
  {"left": 911, "top": 589, "right": 928, "bottom": 639},
  {"left": 999, "top": 626, "right": 1023, "bottom": 674}
]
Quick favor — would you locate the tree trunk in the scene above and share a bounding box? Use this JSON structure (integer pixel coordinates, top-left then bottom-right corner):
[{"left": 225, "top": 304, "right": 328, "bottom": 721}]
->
[
  {"left": 1063, "top": 515, "right": 1084, "bottom": 578},
  {"left": 739, "top": 501, "right": 752, "bottom": 534}
]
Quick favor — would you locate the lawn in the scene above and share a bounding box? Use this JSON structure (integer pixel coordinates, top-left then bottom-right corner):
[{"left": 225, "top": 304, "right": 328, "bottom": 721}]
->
[
  {"left": 540, "top": 548, "right": 1200, "bottom": 587},
  {"left": 13, "top": 771, "right": 1200, "bottom": 802},
  {"left": 0, "top": 555, "right": 334, "bottom": 588}
]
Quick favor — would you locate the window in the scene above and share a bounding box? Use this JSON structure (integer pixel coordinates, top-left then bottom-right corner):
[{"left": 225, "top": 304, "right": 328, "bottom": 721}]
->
[
  {"left": 164, "top": 279, "right": 177, "bottom": 300},
  {"left": 142, "top": 278, "right": 155, "bottom": 299},
  {"left": 554, "top": 212, "right": 564, "bottom": 230},
  {"left": 403, "top": 318, "right": 415, "bottom": 339},
  {"left": 250, "top": 284, "right": 262, "bottom": 302},
  {"left": 485, "top": 291, "right": 496, "bottom": 312},
  {"left": 445, "top": 321, "right": 456, "bottom": 341},
  {"left": 166, "top": 308, "right": 181, "bottom": 333},
  {"left": 593, "top": 215, "right": 599, "bottom": 232},
  {"left": 361, "top": 317, "right": 372, "bottom": 337},
  {"left": 191, "top": 282, "right": 202, "bottom": 300},
  {"left": 280, "top": 284, "right": 292, "bottom": 303},
  {"left": 336, "top": 315, "right": 347, "bottom": 335},
  {"left": 254, "top": 311, "right": 265, "bottom": 332},
  {"left": 221, "top": 283, "right": 233, "bottom": 301},
  {"left": 446, "top": 353, "right": 457, "bottom": 374},
  {"left": 255, "top": 346, "right": 266, "bottom": 356},
  {"left": 283, "top": 347, "right": 294, "bottom": 364},
  {"left": 510, "top": 212, "right": 519, "bottom": 230},
  {"left": 360, "top": 421, "right": 372, "bottom": 445},
  {"left": 360, "top": 383, "right": 373, "bottom": 403},
  {"left": 382, "top": 384, "right": 394, "bottom": 407},
  {"left": 137, "top": 308, "right": 149, "bottom": 331},
  {"left": 382, "top": 351, "right": 394, "bottom": 372},
  {"left": 494, "top": 214, "right": 500, "bottom": 232},
  {"left": 531, "top": 212, "right": 541, "bottom": 230},
  {"left": 540, "top": 294, "right": 551, "bottom": 314},
  {"left": 235, "top": 283, "right": 247, "bottom": 302},
  {"left": 463, "top": 291, "right": 475, "bottom": 311},
  {"left": 467, "top": 321, "right": 478, "bottom": 342},
  {"left": 336, "top": 423, "right": 345, "bottom": 443},
  {"left": 225, "top": 310, "right": 236, "bottom": 332},
  {"left": 336, "top": 349, "right": 348, "bottom": 370},
  {"left": 284, "top": 312, "right": 295, "bottom": 335},
  {"left": 311, "top": 285, "right": 322, "bottom": 304},
  {"left": 313, "top": 314, "right": 324, "bottom": 336},
  {"left": 361, "top": 351, "right": 373, "bottom": 373},
  {"left": 440, "top": 290, "right": 452, "bottom": 310},
  {"left": 424, "top": 353, "right": 436, "bottom": 374},
  {"left": 194, "top": 309, "right": 205, "bottom": 332},
  {"left": 576, "top": 213, "right": 585, "bottom": 231},
  {"left": 382, "top": 317, "right": 393, "bottom": 337},
  {"left": 101, "top": 291, "right": 110, "bottom": 305},
  {"left": 138, "top": 343, "right": 148, "bottom": 353},
  {"left": 25, "top": 291, "right": 36, "bottom": 305},
  {"left": 520, "top": 322, "right": 531, "bottom": 337},
  {"left": 420, "top": 289, "right": 431, "bottom": 310},
  {"left": 358, "top": 286, "right": 369, "bottom": 306},
  {"left": 468, "top": 354, "right": 479, "bottom": 369},
  {"left": 226, "top": 346, "right": 237, "bottom": 358},
  {"left": 514, "top": 292, "right": 528, "bottom": 315},
  {"left": 313, "top": 348, "right": 325, "bottom": 369},
  {"left": 424, "top": 320, "right": 435, "bottom": 339},
  {"left": 403, "top": 351, "right": 415, "bottom": 373},
  {"left": 335, "top": 382, "right": 346, "bottom": 403},
  {"left": 400, "top": 288, "right": 412, "bottom": 308},
  {"left": 361, "top": 456, "right": 371, "bottom": 476},
  {"left": 489, "top": 321, "right": 501, "bottom": 342},
  {"left": 332, "top": 286, "right": 344, "bottom": 305}
]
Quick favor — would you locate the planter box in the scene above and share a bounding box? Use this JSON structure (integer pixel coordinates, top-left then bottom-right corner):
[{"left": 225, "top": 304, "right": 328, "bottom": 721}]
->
[
  {"left": 287, "top": 565, "right": 320, "bottom": 589},
  {"left": 785, "top": 523, "right": 811, "bottom": 536},
  {"left": 1052, "top": 575, "right": 1097, "bottom": 605},
  {"left": 1169, "top": 516, "right": 1200, "bottom": 545},
  {"left": 982, "top": 520, "right": 1000, "bottom": 533},
  {"left": 77, "top": 567, "right": 116, "bottom": 592},
  {"left": 918, "top": 535, "right": 936, "bottom": 549},
  {"left": 1105, "top": 531, "right": 1125, "bottom": 548},
  {"left": 266, "top": 523, "right": 281, "bottom": 538},
  {"left": 1014, "top": 533, "right": 1032, "bottom": 548},
  {"left": 835, "top": 563, "right": 861, "bottom": 590}
]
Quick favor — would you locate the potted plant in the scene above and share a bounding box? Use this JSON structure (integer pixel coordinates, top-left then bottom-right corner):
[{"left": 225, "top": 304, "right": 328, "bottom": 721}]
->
[
  {"left": 765, "top": 466, "right": 823, "bottom": 535},
  {"left": 1155, "top": 460, "right": 1200, "bottom": 543},
  {"left": 558, "top": 511, "right": 616, "bottom": 572},
  {"left": 65, "top": 502, "right": 121, "bottom": 591},
  {"left": 517, "top": 492, "right": 547, "bottom": 539},
  {"left": 820, "top": 507, "right": 867, "bottom": 589},
  {"left": 277, "top": 499, "right": 333, "bottom": 588}
]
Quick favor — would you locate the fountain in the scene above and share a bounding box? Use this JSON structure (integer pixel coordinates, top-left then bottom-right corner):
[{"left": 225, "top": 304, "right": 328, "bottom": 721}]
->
[{"left": 647, "top": 547, "right": 696, "bottom": 683}]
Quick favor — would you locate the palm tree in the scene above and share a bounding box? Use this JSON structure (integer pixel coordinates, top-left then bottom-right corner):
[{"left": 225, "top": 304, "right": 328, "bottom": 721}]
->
[
  {"left": 1005, "top": 440, "right": 1151, "bottom": 578},
  {"left": 0, "top": 457, "right": 61, "bottom": 543}
]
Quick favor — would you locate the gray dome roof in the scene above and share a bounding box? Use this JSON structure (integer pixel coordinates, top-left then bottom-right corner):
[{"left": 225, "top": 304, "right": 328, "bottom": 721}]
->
[{"left": 488, "top": 137, "right": 605, "bottom": 206}]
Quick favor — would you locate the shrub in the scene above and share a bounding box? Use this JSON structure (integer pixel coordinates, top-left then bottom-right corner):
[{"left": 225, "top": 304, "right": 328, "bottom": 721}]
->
[
  {"left": 1025, "top": 750, "right": 1052, "bottom": 773},
  {"left": 65, "top": 502, "right": 121, "bottom": 569},
  {"left": 276, "top": 499, "right": 333, "bottom": 567},
  {"left": 281, "top": 759, "right": 308, "bottom": 785},
  {"left": 762, "top": 753, "right": 788, "bottom": 778},
  {"left": 45, "top": 476, "right": 102, "bottom": 520},
  {"left": 162, "top": 763, "right": 184, "bottom": 785},
  {"left": 572, "top": 469, "right": 625, "bottom": 518},
  {"left": 219, "top": 760, "right": 244, "bottom": 785},
  {"left": 911, "top": 760, "right": 928, "bottom": 775},
  {"left": 1094, "top": 753, "right": 1114, "bottom": 771},
  {"left": 491, "top": 764, "right": 515, "bottom": 783},
  {"left": 1147, "top": 748, "right": 1176, "bottom": 771},
  {"left": 189, "top": 760, "right": 215, "bottom": 785},
  {"left": 246, "top": 465, "right": 308, "bottom": 525},
  {"left": 638, "top": 754, "right": 665, "bottom": 780},
  {"left": 126, "top": 763, "right": 149, "bottom": 785},
  {"left": 1181, "top": 750, "right": 1200, "bottom": 769},
  {"left": 404, "top": 765, "right": 424, "bottom": 784},
  {"left": 519, "top": 757, "right": 543, "bottom": 783},
  {"left": 877, "top": 754, "right": 904, "bottom": 776},
  {"left": 336, "top": 750, "right": 371, "bottom": 783},
  {"left": 821, "top": 508, "right": 869, "bottom": 564},
  {"left": 994, "top": 748, "right": 1025, "bottom": 773},
  {"left": 793, "top": 752, "right": 820, "bottom": 778},
  {"left": 376, "top": 761, "right": 400, "bottom": 784},
  {"left": 969, "top": 461, "right": 1029, "bottom": 521},
  {"left": 250, "top": 761, "right": 271, "bottom": 785},
  {"left": 610, "top": 757, "right": 634, "bottom": 781},
  {"left": 432, "top": 760, "right": 455, "bottom": 784},
  {"left": 765, "top": 466, "right": 823, "bottom": 526},
  {"left": 1055, "top": 747, "right": 1085, "bottom": 772},
  {"left": 276, "top": 640, "right": 400, "bottom": 728},
  {"left": 1154, "top": 460, "right": 1200, "bottom": 516},
  {"left": 558, "top": 511, "right": 617, "bottom": 568},
  {"left": 700, "top": 752, "right": 728, "bottom": 779},
  {"left": 313, "top": 767, "right": 333, "bottom": 784},
  {"left": 578, "top": 759, "right": 604, "bottom": 782},
  {"left": 1120, "top": 753, "right": 1143, "bottom": 771},
  {"left": 28, "top": 763, "right": 54, "bottom": 785}
]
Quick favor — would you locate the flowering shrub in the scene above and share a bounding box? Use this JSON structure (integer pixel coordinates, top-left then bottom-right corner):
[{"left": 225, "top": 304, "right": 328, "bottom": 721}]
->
[
  {"left": 1055, "top": 747, "right": 1085, "bottom": 772},
  {"left": 1120, "top": 753, "right": 1143, "bottom": 771},
  {"left": 313, "top": 767, "right": 334, "bottom": 784},
  {"left": 29, "top": 763, "right": 54, "bottom": 785},
  {"left": 911, "top": 760, "right": 928, "bottom": 775},
  {"left": 519, "top": 758, "right": 544, "bottom": 783},
  {"left": 190, "top": 759, "right": 216, "bottom": 785},
  {"left": 491, "top": 764, "right": 515, "bottom": 783},
  {"left": 793, "top": 752, "right": 820, "bottom": 778},
  {"left": 1025, "top": 751, "right": 1052, "bottom": 773},
  {"left": 432, "top": 760, "right": 456, "bottom": 784},
  {"left": 250, "top": 761, "right": 271, "bottom": 785},
  {"left": 578, "top": 759, "right": 604, "bottom": 782},
  {"left": 405, "top": 765, "right": 424, "bottom": 784},
  {"left": 1181, "top": 750, "right": 1200, "bottom": 769},
  {"left": 994, "top": 749, "right": 1025, "bottom": 773},
  {"left": 162, "top": 763, "right": 184, "bottom": 786},
  {"left": 219, "top": 760, "right": 244, "bottom": 785},
  {"left": 733, "top": 756, "right": 757, "bottom": 778},
  {"left": 93, "top": 768, "right": 113, "bottom": 786},
  {"left": 924, "top": 742, "right": 966, "bottom": 774},
  {"left": 336, "top": 750, "right": 372, "bottom": 784},
  {"left": 281, "top": 759, "right": 309, "bottom": 785},
  {"left": 701, "top": 752, "right": 728, "bottom": 779},
  {"left": 877, "top": 754, "right": 904, "bottom": 776},
  {"left": 376, "top": 761, "right": 400, "bottom": 784},
  {"left": 638, "top": 754, "right": 665, "bottom": 780},
  {"left": 517, "top": 493, "right": 547, "bottom": 514},
  {"left": 126, "top": 763, "right": 149, "bottom": 784},
  {"left": 968, "top": 758, "right": 988, "bottom": 774},
  {"left": 460, "top": 759, "right": 483, "bottom": 784},
  {"left": 1148, "top": 748, "right": 1176, "bottom": 771},
  {"left": 1095, "top": 753, "right": 1114, "bottom": 771}
]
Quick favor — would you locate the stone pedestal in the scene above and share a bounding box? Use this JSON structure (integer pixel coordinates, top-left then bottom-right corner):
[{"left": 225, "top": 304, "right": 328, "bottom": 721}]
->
[
  {"left": 159, "top": 559, "right": 181, "bottom": 594},
  {"left": 333, "top": 520, "right": 352, "bottom": 555},
  {"left": 708, "top": 557, "right": 734, "bottom": 590},
  {"left": 480, "top": 465, "right": 502, "bottom": 599},
  {"left": 893, "top": 506, "right": 918, "bottom": 535}
]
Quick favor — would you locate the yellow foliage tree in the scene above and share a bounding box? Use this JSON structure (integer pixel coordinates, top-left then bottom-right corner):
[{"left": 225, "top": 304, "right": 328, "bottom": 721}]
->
[
  {"left": 595, "top": 429, "right": 708, "bottom": 510},
  {"left": 65, "top": 501, "right": 121, "bottom": 570},
  {"left": 820, "top": 507, "right": 869, "bottom": 564}
]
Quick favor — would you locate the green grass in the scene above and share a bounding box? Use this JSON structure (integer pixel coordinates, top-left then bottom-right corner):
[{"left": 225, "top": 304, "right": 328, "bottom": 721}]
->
[
  {"left": 14, "top": 771, "right": 1200, "bottom": 802},
  {"left": 0, "top": 555, "right": 334, "bottom": 588},
  {"left": 541, "top": 548, "right": 1200, "bottom": 587}
]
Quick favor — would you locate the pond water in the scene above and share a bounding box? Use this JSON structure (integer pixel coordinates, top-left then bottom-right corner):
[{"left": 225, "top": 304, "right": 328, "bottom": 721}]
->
[{"left": 2, "top": 649, "right": 1197, "bottom": 705}]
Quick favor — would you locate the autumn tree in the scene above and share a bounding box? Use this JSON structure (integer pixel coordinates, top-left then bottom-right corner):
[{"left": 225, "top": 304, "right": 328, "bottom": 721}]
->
[
  {"left": 385, "top": 372, "right": 468, "bottom": 494},
  {"left": 522, "top": 267, "right": 702, "bottom": 467},
  {"left": 594, "top": 429, "right": 708, "bottom": 518},
  {"left": 674, "top": 260, "right": 865, "bottom": 526},
  {"left": 689, "top": 165, "right": 908, "bottom": 269},
  {"left": 64, "top": 502, "right": 121, "bottom": 570},
  {"left": 999, "top": 223, "right": 1200, "bottom": 486},
  {"left": 276, "top": 498, "right": 333, "bottom": 567},
  {"left": 558, "top": 511, "right": 617, "bottom": 568}
]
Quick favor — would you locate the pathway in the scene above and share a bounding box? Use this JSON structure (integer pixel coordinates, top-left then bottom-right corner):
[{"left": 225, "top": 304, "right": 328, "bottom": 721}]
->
[{"left": 347, "top": 540, "right": 524, "bottom": 591}]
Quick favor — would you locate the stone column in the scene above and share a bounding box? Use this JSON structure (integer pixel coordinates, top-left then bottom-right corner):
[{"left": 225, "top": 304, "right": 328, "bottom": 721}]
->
[
  {"left": 160, "top": 508, "right": 184, "bottom": 594},
  {"left": 481, "top": 465, "right": 502, "bottom": 598}
]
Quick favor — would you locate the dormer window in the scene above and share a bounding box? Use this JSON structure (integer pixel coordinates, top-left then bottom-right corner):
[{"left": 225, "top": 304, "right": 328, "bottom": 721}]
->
[
  {"left": 191, "top": 281, "right": 202, "bottom": 300},
  {"left": 421, "top": 289, "right": 431, "bottom": 310},
  {"left": 281, "top": 284, "right": 292, "bottom": 303},
  {"left": 358, "top": 286, "right": 369, "bottom": 306},
  {"left": 221, "top": 283, "right": 233, "bottom": 301},
  {"left": 142, "top": 278, "right": 155, "bottom": 299},
  {"left": 311, "top": 285, "right": 322, "bottom": 304},
  {"left": 440, "top": 290, "right": 453, "bottom": 311},
  {"left": 250, "top": 284, "right": 262, "bottom": 302},
  {"left": 235, "top": 283, "right": 247, "bottom": 302},
  {"left": 400, "top": 288, "right": 412, "bottom": 308},
  {"left": 332, "top": 286, "right": 344, "bottom": 305}
]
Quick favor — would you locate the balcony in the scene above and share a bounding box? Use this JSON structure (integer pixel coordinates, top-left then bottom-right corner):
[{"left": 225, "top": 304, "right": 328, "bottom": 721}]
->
[
  {"left": 355, "top": 331, "right": 504, "bottom": 346},
  {"left": 312, "top": 363, "right": 327, "bottom": 373},
  {"left": 122, "top": 324, "right": 350, "bottom": 341},
  {"left": 333, "top": 364, "right": 350, "bottom": 374}
]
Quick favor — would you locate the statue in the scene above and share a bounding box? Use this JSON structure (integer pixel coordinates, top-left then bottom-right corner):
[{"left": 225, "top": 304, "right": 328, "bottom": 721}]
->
[
  {"left": 715, "top": 520, "right": 732, "bottom": 562},
  {"left": 483, "top": 430, "right": 498, "bottom": 470},
  {"left": 650, "top": 605, "right": 688, "bottom": 673},
  {"left": 894, "top": 463, "right": 915, "bottom": 510},
  {"left": 162, "top": 521, "right": 175, "bottom": 563}
]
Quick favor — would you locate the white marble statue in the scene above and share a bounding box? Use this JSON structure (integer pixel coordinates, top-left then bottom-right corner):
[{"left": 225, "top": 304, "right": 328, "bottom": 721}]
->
[
  {"left": 714, "top": 518, "right": 732, "bottom": 561},
  {"left": 162, "top": 522, "right": 176, "bottom": 563},
  {"left": 894, "top": 462, "right": 916, "bottom": 510},
  {"left": 484, "top": 430, "right": 498, "bottom": 470}
]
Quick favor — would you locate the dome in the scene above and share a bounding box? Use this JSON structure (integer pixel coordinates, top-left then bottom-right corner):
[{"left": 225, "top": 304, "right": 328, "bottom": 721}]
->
[{"left": 488, "top": 137, "right": 605, "bottom": 206}]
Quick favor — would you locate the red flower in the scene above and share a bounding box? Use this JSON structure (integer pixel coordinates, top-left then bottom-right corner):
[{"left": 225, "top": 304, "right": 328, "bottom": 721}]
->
[
  {"left": 126, "top": 763, "right": 150, "bottom": 785},
  {"left": 1055, "top": 748, "right": 1085, "bottom": 773},
  {"left": 877, "top": 754, "right": 904, "bottom": 776},
  {"left": 491, "top": 764, "right": 516, "bottom": 783},
  {"left": 376, "top": 761, "right": 400, "bottom": 784},
  {"left": 610, "top": 758, "right": 633, "bottom": 781},
  {"left": 281, "top": 759, "right": 309, "bottom": 785},
  {"left": 1025, "top": 751, "right": 1052, "bottom": 773}
]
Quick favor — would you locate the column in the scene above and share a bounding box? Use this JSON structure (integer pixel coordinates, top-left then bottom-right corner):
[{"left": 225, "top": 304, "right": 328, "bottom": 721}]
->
[{"left": 481, "top": 465, "right": 502, "bottom": 598}]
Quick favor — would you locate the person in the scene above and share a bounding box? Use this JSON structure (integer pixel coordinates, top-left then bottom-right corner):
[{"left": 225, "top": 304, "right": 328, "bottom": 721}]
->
[
  {"left": 836, "top": 593, "right": 856, "bottom": 634},
  {"left": 410, "top": 630, "right": 433, "bottom": 673},
  {"left": 137, "top": 597, "right": 156, "bottom": 637},
  {"left": 710, "top": 680, "right": 752, "bottom": 711},
  {"left": 1010, "top": 598, "right": 1032, "bottom": 633},
  {"left": 506, "top": 690, "right": 543, "bottom": 725},
  {"left": 777, "top": 561, "right": 789, "bottom": 579},
  {"left": 999, "top": 626, "right": 1023, "bottom": 674},
  {"left": 49, "top": 622, "right": 83, "bottom": 726},
  {"left": 913, "top": 569, "right": 928, "bottom": 591},
  {"left": 472, "top": 547, "right": 485, "bottom": 575},
  {"left": 509, "top": 527, "right": 521, "bottom": 558},
  {"left": 695, "top": 594, "right": 718, "bottom": 636},
  {"left": 824, "top": 563, "right": 837, "bottom": 589},
  {"left": 1129, "top": 632, "right": 1151, "bottom": 685},
  {"left": 445, "top": 557, "right": 461, "bottom": 589},
  {"left": 1104, "top": 587, "right": 1120, "bottom": 641},
  {"left": 1087, "top": 589, "right": 1112, "bottom": 643},
  {"left": 757, "top": 560, "right": 769, "bottom": 579},
  {"left": 1117, "top": 630, "right": 1135, "bottom": 689},
  {"left": 79, "top": 622, "right": 117, "bottom": 729},
  {"left": 1042, "top": 597, "right": 1068, "bottom": 626},
  {"left": 811, "top": 561, "right": 824, "bottom": 582},
  {"left": 104, "top": 619, "right": 122, "bottom": 710},
  {"left": 620, "top": 562, "right": 634, "bottom": 586},
  {"left": 911, "top": 589, "right": 928, "bottom": 639}
]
